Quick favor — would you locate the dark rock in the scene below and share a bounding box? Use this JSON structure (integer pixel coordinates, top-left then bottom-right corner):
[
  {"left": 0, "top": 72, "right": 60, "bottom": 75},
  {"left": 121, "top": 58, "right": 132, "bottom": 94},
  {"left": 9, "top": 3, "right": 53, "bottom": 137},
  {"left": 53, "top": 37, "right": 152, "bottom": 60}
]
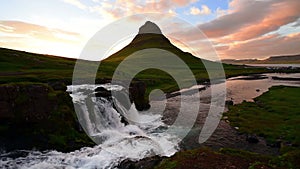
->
[
  {"left": 0, "top": 83, "right": 94, "bottom": 152},
  {"left": 118, "top": 155, "right": 163, "bottom": 169},
  {"left": 95, "top": 87, "right": 111, "bottom": 98},
  {"left": 256, "top": 89, "right": 260, "bottom": 92},
  {"left": 246, "top": 134, "right": 259, "bottom": 144},
  {"left": 225, "top": 100, "right": 234, "bottom": 106},
  {"left": 129, "top": 81, "right": 150, "bottom": 111},
  {"left": 48, "top": 81, "right": 67, "bottom": 91}
]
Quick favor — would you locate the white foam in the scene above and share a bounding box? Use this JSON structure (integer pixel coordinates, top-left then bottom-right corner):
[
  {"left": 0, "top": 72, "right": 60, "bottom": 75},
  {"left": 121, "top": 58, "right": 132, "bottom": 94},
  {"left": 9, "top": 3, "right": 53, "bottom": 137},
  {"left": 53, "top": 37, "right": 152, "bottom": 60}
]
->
[{"left": 0, "top": 84, "right": 179, "bottom": 169}]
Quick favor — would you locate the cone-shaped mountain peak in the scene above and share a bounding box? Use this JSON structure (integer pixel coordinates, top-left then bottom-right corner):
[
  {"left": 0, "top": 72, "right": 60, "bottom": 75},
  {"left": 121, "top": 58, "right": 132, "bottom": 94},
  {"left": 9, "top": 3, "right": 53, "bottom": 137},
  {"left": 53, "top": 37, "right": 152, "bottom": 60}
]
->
[
  {"left": 138, "top": 21, "right": 162, "bottom": 34},
  {"left": 103, "top": 21, "right": 210, "bottom": 66}
]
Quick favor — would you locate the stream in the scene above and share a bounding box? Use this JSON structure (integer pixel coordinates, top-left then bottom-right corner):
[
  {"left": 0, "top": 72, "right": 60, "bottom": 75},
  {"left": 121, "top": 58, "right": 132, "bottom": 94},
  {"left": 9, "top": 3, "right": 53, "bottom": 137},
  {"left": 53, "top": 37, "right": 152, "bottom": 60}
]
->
[{"left": 1, "top": 73, "right": 300, "bottom": 169}]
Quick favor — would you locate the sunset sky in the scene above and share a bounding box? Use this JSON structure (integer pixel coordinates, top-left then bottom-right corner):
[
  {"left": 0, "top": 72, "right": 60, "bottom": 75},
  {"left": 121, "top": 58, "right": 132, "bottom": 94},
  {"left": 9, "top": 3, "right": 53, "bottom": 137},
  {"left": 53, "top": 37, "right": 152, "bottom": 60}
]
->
[{"left": 1, "top": 0, "right": 300, "bottom": 60}]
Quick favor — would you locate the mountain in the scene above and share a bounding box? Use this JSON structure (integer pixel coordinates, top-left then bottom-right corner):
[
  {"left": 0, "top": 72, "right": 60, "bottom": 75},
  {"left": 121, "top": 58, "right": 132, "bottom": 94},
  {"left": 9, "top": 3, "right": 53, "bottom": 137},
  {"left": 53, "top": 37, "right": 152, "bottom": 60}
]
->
[
  {"left": 99, "top": 21, "right": 214, "bottom": 92},
  {"left": 0, "top": 21, "right": 271, "bottom": 87},
  {"left": 222, "top": 54, "right": 300, "bottom": 64},
  {"left": 102, "top": 21, "right": 209, "bottom": 65}
]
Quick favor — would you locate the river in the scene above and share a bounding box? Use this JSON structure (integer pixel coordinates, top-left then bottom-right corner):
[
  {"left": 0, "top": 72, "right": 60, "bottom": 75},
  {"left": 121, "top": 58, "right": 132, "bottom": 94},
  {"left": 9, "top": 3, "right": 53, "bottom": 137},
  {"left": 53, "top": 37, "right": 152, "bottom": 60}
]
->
[{"left": 1, "top": 73, "right": 300, "bottom": 169}]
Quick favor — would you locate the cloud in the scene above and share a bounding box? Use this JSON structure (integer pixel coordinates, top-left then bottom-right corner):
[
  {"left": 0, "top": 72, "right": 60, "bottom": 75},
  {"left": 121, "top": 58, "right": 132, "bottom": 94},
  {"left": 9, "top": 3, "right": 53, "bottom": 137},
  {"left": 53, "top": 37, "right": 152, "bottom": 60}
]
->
[
  {"left": 216, "top": 7, "right": 227, "bottom": 17},
  {"left": 0, "top": 21, "right": 81, "bottom": 42},
  {"left": 189, "top": 5, "right": 211, "bottom": 15},
  {"left": 292, "top": 19, "right": 300, "bottom": 27},
  {"left": 89, "top": 0, "right": 197, "bottom": 19},
  {"left": 0, "top": 20, "right": 83, "bottom": 57},
  {"left": 201, "top": 0, "right": 300, "bottom": 40},
  {"left": 62, "top": 0, "right": 87, "bottom": 10},
  {"left": 172, "top": 0, "right": 198, "bottom": 6},
  {"left": 199, "top": 0, "right": 274, "bottom": 38},
  {"left": 185, "top": 0, "right": 300, "bottom": 59},
  {"left": 217, "top": 33, "right": 300, "bottom": 59}
]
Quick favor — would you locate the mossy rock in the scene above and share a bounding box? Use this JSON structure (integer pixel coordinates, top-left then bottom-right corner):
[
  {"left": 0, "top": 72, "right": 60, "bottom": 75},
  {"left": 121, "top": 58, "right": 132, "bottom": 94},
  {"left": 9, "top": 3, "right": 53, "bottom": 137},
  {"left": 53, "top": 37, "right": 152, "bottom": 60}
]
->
[{"left": 0, "top": 82, "right": 94, "bottom": 152}]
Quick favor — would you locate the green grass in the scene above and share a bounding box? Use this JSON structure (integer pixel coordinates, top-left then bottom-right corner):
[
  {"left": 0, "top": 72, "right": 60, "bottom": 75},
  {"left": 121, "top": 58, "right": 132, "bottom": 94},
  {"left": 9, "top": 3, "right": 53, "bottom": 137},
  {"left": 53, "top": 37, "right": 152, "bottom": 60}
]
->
[{"left": 225, "top": 86, "right": 300, "bottom": 152}]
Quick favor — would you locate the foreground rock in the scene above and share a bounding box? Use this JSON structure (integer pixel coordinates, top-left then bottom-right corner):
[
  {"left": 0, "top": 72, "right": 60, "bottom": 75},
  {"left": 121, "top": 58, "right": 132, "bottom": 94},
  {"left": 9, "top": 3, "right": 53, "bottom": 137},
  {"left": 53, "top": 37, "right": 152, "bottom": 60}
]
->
[{"left": 0, "top": 83, "right": 94, "bottom": 152}]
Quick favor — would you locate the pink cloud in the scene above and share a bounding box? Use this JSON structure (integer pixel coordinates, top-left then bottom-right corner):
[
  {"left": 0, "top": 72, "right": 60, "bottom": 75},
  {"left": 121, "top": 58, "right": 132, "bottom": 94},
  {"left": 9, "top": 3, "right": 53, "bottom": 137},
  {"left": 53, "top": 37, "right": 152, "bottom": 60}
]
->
[
  {"left": 0, "top": 21, "right": 81, "bottom": 42},
  {"left": 199, "top": 0, "right": 300, "bottom": 40},
  {"left": 217, "top": 33, "right": 300, "bottom": 59},
  {"left": 94, "top": 0, "right": 198, "bottom": 19}
]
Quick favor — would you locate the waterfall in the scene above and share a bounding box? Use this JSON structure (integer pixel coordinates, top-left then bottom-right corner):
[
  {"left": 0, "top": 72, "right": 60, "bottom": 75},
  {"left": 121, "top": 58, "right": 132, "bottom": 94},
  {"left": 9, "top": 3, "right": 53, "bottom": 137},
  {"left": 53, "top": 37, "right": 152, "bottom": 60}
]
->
[{"left": 0, "top": 84, "right": 179, "bottom": 169}]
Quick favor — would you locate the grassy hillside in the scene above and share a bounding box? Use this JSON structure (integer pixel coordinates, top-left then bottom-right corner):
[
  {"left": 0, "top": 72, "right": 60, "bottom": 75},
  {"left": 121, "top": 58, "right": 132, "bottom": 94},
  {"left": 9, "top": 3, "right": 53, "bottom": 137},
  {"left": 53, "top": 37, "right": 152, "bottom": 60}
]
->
[
  {"left": 0, "top": 44, "right": 271, "bottom": 93},
  {"left": 97, "top": 31, "right": 272, "bottom": 93},
  {"left": 0, "top": 47, "right": 76, "bottom": 83},
  {"left": 0, "top": 22, "right": 273, "bottom": 90},
  {"left": 0, "top": 22, "right": 277, "bottom": 94},
  {"left": 0, "top": 47, "right": 103, "bottom": 84}
]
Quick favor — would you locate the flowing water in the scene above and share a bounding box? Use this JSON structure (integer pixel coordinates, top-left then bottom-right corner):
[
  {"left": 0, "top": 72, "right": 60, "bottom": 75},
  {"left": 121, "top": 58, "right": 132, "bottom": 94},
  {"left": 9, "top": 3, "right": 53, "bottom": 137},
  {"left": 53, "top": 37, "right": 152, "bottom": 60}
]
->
[{"left": 1, "top": 73, "right": 300, "bottom": 168}]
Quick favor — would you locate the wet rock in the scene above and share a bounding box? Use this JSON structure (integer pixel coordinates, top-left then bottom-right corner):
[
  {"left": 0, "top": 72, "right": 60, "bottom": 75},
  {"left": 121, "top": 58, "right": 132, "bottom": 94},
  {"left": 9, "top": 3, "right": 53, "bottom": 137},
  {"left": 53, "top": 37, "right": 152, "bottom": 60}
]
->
[
  {"left": 129, "top": 81, "right": 150, "bottom": 111},
  {"left": 256, "top": 89, "right": 260, "bottom": 92},
  {"left": 0, "top": 83, "right": 94, "bottom": 152},
  {"left": 48, "top": 81, "right": 67, "bottom": 91},
  {"left": 246, "top": 134, "right": 259, "bottom": 144},
  {"left": 225, "top": 100, "right": 234, "bottom": 106},
  {"left": 118, "top": 155, "right": 163, "bottom": 169},
  {"left": 95, "top": 87, "right": 111, "bottom": 98}
]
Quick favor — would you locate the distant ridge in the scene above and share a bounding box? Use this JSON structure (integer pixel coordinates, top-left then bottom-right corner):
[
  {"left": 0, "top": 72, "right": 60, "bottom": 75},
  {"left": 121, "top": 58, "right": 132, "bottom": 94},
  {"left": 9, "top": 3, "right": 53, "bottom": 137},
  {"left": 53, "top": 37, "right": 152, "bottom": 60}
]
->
[{"left": 222, "top": 54, "right": 300, "bottom": 64}]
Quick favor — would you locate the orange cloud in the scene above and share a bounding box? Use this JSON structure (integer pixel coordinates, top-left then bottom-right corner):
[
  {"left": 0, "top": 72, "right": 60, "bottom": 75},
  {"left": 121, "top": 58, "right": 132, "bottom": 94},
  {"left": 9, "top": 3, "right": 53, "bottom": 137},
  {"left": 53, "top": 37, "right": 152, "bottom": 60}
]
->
[
  {"left": 217, "top": 33, "right": 300, "bottom": 59},
  {"left": 0, "top": 21, "right": 83, "bottom": 57},
  {"left": 0, "top": 21, "right": 81, "bottom": 43},
  {"left": 92, "top": 0, "right": 197, "bottom": 19},
  {"left": 220, "top": 0, "right": 300, "bottom": 42},
  {"left": 191, "top": 0, "right": 300, "bottom": 59},
  {"left": 199, "top": 0, "right": 300, "bottom": 40}
]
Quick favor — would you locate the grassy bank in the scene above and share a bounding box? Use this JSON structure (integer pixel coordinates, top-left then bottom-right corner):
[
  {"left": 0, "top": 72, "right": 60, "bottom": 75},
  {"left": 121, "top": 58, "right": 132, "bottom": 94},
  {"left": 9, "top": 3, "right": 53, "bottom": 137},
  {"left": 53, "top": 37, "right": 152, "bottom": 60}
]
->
[
  {"left": 225, "top": 86, "right": 300, "bottom": 153},
  {"left": 224, "top": 86, "right": 300, "bottom": 168},
  {"left": 155, "top": 86, "right": 300, "bottom": 169}
]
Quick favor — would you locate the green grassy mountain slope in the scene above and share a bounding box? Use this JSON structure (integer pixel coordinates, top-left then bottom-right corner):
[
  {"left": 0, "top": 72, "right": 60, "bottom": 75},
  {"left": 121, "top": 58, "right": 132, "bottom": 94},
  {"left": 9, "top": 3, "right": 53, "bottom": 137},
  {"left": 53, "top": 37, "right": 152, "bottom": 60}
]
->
[
  {"left": 0, "top": 47, "right": 76, "bottom": 83},
  {"left": 98, "top": 21, "right": 269, "bottom": 92},
  {"left": 0, "top": 21, "right": 272, "bottom": 89}
]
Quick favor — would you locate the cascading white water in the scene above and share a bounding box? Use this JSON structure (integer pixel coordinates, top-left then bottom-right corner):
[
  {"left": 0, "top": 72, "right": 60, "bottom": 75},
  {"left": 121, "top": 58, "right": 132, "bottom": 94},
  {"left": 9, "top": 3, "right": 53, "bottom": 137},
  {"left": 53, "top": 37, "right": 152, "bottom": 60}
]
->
[{"left": 0, "top": 84, "right": 179, "bottom": 169}]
